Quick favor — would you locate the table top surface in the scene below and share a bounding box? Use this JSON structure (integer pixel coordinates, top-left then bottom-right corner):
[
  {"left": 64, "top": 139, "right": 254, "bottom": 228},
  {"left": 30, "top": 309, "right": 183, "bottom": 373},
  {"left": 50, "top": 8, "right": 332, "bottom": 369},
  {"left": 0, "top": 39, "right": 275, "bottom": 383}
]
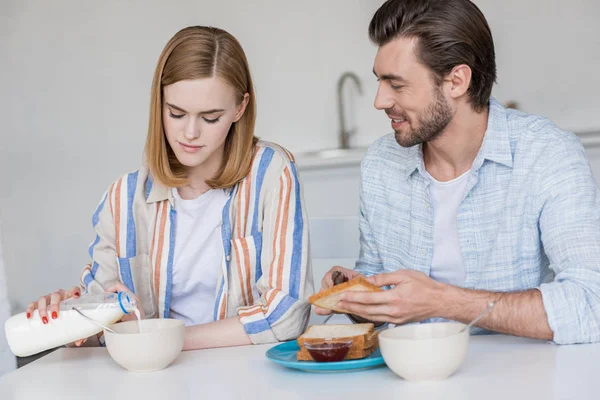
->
[{"left": 0, "top": 334, "right": 598, "bottom": 400}]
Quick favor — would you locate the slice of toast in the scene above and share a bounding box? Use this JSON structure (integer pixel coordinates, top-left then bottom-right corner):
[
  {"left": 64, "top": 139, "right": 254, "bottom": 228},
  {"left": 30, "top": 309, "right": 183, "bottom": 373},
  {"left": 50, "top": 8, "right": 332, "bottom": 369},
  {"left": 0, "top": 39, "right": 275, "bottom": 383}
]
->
[
  {"left": 309, "top": 276, "right": 382, "bottom": 314},
  {"left": 296, "top": 344, "right": 377, "bottom": 361},
  {"left": 297, "top": 323, "right": 378, "bottom": 351}
]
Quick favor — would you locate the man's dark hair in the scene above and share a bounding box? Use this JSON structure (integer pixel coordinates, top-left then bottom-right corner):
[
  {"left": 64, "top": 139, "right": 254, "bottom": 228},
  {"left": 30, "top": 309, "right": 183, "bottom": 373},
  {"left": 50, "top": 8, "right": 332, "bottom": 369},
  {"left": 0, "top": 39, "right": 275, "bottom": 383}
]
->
[{"left": 369, "top": 0, "right": 497, "bottom": 112}]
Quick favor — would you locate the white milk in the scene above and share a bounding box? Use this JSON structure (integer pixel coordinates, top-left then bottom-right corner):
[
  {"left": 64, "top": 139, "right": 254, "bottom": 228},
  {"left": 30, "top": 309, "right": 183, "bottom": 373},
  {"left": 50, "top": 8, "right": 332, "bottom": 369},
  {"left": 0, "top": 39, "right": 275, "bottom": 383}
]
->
[
  {"left": 133, "top": 307, "right": 143, "bottom": 333},
  {"left": 5, "top": 307, "right": 125, "bottom": 357}
]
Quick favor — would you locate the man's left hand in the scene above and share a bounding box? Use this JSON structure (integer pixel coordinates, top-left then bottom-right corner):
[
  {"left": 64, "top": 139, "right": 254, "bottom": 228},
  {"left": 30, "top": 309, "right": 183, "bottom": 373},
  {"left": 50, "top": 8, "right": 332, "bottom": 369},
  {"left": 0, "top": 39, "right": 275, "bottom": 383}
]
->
[{"left": 338, "top": 270, "right": 446, "bottom": 324}]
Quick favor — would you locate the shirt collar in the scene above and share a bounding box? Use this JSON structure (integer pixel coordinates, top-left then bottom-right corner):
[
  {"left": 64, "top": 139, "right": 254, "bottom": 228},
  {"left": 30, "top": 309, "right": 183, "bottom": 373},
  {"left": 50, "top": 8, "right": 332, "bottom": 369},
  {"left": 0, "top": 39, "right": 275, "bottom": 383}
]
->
[
  {"left": 473, "top": 97, "right": 513, "bottom": 170},
  {"left": 401, "top": 97, "right": 513, "bottom": 180},
  {"left": 145, "top": 174, "right": 235, "bottom": 204},
  {"left": 145, "top": 175, "right": 171, "bottom": 204},
  {"left": 400, "top": 144, "right": 425, "bottom": 180}
]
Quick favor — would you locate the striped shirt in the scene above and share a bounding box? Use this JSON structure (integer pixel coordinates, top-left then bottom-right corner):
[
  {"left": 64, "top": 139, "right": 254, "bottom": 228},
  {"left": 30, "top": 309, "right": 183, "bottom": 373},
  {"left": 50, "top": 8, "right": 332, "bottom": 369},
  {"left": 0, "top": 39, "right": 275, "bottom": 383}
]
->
[
  {"left": 356, "top": 98, "right": 600, "bottom": 344},
  {"left": 80, "top": 141, "right": 314, "bottom": 344}
]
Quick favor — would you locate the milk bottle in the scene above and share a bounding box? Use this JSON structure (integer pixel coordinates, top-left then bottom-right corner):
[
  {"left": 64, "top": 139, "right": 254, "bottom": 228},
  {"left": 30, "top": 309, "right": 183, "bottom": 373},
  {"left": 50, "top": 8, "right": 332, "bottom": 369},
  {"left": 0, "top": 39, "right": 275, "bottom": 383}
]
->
[{"left": 4, "top": 292, "right": 136, "bottom": 357}]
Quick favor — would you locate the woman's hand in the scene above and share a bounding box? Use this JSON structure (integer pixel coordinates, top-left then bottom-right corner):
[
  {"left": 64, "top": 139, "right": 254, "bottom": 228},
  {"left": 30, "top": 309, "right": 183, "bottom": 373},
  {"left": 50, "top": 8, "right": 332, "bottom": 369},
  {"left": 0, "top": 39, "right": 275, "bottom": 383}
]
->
[
  {"left": 27, "top": 286, "right": 89, "bottom": 346},
  {"left": 26, "top": 281, "right": 143, "bottom": 347},
  {"left": 26, "top": 286, "right": 81, "bottom": 323},
  {"left": 105, "top": 282, "right": 145, "bottom": 321},
  {"left": 71, "top": 282, "right": 143, "bottom": 346}
]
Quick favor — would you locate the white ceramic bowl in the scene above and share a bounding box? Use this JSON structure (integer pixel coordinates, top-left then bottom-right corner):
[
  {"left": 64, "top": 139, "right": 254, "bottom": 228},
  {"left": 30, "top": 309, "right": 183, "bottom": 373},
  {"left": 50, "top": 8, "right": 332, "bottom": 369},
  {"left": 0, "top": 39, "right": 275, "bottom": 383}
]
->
[
  {"left": 379, "top": 322, "right": 469, "bottom": 381},
  {"left": 104, "top": 318, "right": 185, "bottom": 373}
]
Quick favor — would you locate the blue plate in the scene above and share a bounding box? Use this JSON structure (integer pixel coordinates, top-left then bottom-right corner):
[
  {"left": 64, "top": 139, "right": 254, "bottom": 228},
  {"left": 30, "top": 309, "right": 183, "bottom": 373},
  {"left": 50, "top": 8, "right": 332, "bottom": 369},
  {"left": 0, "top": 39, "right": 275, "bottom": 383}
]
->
[{"left": 266, "top": 340, "right": 385, "bottom": 372}]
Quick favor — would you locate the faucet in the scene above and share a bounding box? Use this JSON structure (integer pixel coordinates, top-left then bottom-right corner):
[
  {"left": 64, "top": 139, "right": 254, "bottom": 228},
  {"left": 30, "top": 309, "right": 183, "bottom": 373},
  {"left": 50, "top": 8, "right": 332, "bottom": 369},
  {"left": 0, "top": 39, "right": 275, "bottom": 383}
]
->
[{"left": 337, "top": 71, "right": 363, "bottom": 149}]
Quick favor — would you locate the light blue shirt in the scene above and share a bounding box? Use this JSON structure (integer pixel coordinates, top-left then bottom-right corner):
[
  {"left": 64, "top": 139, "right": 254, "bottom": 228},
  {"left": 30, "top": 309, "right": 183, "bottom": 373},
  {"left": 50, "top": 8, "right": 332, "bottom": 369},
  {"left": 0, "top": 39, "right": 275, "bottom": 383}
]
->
[{"left": 355, "top": 98, "right": 600, "bottom": 344}]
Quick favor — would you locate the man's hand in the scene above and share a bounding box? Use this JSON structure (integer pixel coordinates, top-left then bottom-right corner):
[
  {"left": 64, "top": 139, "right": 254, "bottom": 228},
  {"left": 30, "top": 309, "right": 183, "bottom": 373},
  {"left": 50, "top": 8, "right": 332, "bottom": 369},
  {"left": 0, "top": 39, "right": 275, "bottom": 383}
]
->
[
  {"left": 338, "top": 270, "right": 446, "bottom": 324},
  {"left": 331, "top": 269, "right": 552, "bottom": 341},
  {"left": 313, "top": 266, "right": 363, "bottom": 316}
]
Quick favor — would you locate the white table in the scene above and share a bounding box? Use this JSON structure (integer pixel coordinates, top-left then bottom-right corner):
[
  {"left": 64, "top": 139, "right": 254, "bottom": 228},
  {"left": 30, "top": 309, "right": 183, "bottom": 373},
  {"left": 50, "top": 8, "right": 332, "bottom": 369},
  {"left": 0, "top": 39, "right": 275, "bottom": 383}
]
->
[{"left": 0, "top": 335, "right": 598, "bottom": 400}]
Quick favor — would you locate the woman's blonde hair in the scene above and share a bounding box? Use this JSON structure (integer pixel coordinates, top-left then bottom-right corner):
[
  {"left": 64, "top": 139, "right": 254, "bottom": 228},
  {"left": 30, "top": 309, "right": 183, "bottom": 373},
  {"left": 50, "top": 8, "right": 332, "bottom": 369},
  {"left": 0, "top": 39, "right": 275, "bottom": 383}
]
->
[{"left": 145, "top": 26, "right": 258, "bottom": 189}]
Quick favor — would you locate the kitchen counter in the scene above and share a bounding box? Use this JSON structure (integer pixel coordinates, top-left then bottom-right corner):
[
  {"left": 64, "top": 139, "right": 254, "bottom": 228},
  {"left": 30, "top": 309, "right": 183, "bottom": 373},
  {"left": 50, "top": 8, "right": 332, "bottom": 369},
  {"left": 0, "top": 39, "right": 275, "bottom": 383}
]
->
[{"left": 1, "top": 334, "right": 598, "bottom": 399}]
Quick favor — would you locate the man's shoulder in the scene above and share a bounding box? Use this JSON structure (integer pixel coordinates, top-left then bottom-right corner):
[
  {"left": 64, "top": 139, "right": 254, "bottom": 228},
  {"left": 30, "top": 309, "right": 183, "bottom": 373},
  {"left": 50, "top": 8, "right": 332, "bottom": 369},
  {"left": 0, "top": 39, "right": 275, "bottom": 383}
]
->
[{"left": 506, "top": 109, "right": 585, "bottom": 163}]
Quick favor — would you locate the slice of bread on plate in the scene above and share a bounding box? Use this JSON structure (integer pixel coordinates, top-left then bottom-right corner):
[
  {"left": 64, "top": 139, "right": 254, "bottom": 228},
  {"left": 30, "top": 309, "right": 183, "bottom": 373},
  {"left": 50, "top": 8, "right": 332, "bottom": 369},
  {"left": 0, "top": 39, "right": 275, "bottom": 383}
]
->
[
  {"left": 308, "top": 276, "right": 382, "bottom": 314},
  {"left": 297, "top": 323, "right": 378, "bottom": 352},
  {"left": 296, "top": 323, "right": 378, "bottom": 361}
]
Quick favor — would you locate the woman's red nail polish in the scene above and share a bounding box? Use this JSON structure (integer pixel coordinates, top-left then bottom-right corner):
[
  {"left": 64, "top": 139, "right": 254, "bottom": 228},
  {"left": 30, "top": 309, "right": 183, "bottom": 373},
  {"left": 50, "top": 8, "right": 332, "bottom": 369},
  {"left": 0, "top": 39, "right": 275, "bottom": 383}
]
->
[
  {"left": 52, "top": 311, "right": 58, "bottom": 319},
  {"left": 42, "top": 316, "right": 48, "bottom": 324},
  {"left": 26, "top": 312, "right": 31, "bottom": 319}
]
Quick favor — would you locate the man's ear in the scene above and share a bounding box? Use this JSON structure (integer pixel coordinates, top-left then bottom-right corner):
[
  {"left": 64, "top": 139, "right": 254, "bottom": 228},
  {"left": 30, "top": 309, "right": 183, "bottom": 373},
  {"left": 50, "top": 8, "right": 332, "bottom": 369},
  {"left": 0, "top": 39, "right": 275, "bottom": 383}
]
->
[
  {"left": 234, "top": 93, "right": 250, "bottom": 122},
  {"left": 444, "top": 64, "right": 472, "bottom": 100}
]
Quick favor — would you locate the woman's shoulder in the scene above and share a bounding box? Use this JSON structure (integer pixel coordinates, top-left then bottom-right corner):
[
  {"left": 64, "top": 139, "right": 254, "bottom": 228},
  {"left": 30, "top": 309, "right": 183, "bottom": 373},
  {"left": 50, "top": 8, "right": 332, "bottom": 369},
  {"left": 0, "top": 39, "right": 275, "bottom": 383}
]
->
[
  {"left": 253, "top": 140, "right": 297, "bottom": 170},
  {"left": 246, "top": 141, "right": 304, "bottom": 193},
  {"left": 103, "top": 166, "right": 157, "bottom": 203},
  {"left": 106, "top": 166, "right": 151, "bottom": 188}
]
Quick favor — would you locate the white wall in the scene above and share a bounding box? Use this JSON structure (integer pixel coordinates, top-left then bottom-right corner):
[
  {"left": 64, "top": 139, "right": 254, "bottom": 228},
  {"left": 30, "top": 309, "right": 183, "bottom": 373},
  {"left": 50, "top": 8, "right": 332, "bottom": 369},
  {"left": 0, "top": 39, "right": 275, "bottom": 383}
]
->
[
  {"left": 475, "top": 0, "right": 600, "bottom": 132},
  {"left": 1, "top": 0, "right": 599, "bottom": 311}
]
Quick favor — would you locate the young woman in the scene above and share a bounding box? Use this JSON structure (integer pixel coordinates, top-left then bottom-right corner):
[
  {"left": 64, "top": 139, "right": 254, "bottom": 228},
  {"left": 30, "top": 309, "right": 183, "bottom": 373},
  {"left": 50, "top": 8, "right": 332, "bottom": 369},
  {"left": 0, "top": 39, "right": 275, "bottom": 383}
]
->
[{"left": 27, "top": 26, "right": 314, "bottom": 349}]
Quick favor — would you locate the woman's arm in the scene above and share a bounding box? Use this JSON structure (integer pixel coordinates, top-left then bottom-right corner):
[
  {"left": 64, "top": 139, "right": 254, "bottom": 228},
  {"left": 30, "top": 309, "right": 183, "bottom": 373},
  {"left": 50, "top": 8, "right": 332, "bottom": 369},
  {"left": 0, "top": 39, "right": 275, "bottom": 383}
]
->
[
  {"left": 183, "top": 317, "right": 252, "bottom": 350},
  {"left": 236, "top": 151, "right": 314, "bottom": 344},
  {"left": 80, "top": 182, "right": 122, "bottom": 296}
]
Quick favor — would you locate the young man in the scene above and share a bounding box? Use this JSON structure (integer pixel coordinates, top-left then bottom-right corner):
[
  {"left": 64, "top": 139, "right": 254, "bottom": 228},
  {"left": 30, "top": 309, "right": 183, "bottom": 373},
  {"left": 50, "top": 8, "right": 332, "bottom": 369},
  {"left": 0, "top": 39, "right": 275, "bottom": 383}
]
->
[{"left": 316, "top": 0, "right": 600, "bottom": 344}]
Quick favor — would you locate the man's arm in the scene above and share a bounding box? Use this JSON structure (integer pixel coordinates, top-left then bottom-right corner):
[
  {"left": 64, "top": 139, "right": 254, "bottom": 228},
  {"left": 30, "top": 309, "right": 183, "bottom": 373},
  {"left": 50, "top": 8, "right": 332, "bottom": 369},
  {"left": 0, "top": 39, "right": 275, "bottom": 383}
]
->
[
  {"left": 533, "top": 136, "right": 600, "bottom": 344},
  {"left": 339, "top": 270, "right": 553, "bottom": 340},
  {"left": 439, "top": 286, "right": 552, "bottom": 340}
]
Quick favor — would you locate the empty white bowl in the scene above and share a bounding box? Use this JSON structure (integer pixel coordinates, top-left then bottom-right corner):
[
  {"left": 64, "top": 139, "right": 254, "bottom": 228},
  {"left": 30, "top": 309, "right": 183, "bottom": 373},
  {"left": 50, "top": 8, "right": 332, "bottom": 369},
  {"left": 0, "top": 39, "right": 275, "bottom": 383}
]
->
[
  {"left": 104, "top": 318, "right": 185, "bottom": 373},
  {"left": 379, "top": 322, "right": 469, "bottom": 381}
]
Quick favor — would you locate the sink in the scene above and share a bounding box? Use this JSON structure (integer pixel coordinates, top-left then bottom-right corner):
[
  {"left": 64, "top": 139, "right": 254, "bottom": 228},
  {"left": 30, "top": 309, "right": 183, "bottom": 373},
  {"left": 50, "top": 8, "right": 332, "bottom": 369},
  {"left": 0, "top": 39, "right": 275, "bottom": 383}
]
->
[{"left": 294, "top": 147, "right": 368, "bottom": 170}]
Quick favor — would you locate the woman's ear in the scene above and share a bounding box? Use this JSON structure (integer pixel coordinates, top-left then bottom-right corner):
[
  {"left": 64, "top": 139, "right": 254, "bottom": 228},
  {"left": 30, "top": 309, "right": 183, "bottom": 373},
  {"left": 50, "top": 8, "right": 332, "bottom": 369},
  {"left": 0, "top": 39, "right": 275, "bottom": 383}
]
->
[{"left": 234, "top": 93, "right": 250, "bottom": 122}]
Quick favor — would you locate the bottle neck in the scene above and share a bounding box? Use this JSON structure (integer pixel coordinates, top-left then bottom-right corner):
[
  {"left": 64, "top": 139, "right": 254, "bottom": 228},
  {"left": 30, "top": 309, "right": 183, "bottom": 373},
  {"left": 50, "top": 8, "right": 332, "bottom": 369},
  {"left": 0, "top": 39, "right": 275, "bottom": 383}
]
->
[{"left": 117, "top": 292, "right": 136, "bottom": 314}]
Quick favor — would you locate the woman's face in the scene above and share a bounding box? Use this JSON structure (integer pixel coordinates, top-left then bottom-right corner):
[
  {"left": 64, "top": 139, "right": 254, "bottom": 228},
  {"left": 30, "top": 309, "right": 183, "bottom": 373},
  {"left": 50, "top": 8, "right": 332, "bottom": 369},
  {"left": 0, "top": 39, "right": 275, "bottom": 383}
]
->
[{"left": 162, "top": 77, "right": 248, "bottom": 172}]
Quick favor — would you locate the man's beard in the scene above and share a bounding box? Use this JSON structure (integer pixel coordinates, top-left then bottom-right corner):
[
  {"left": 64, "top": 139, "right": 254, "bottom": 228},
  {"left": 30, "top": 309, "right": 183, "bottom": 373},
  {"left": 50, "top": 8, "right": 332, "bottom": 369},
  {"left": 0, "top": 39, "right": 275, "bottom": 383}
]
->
[{"left": 392, "top": 87, "right": 453, "bottom": 148}]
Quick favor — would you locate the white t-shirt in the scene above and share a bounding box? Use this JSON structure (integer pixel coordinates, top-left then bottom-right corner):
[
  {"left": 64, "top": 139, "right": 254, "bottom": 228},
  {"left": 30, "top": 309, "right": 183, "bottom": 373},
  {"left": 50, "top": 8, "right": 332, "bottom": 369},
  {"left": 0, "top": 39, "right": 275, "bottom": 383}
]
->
[
  {"left": 169, "top": 188, "right": 228, "bottom": 326},
  {"left": 427, "top": 171, "right": 470, "bottom": 287}
]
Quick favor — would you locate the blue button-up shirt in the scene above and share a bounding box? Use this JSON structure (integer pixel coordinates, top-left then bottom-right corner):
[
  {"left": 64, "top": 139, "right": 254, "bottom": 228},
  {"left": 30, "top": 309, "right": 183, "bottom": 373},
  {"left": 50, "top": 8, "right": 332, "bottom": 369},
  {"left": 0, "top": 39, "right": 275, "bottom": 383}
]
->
[{"left": 355, "top": 98, "right": 600, "bottom": 344}]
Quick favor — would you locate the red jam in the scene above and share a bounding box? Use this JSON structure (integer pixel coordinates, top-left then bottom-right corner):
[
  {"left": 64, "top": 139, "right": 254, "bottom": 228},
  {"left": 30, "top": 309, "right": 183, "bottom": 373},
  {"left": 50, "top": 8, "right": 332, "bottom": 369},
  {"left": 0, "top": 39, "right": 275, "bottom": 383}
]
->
[{"left": 305, "top": 342, "right": 352, "bottom": 362}]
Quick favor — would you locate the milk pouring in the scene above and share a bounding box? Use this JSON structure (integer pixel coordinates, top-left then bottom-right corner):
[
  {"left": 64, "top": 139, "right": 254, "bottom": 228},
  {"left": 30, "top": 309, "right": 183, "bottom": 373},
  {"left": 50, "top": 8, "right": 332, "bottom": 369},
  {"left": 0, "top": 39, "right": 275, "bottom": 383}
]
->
[{"left": 4, "top": 292, "right": 137, "bottom": 357}]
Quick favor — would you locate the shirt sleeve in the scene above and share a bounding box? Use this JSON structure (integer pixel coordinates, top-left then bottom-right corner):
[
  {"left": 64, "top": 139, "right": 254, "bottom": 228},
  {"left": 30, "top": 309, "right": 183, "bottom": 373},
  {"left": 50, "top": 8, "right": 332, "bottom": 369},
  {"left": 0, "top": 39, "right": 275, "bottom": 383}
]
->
[
  {"left": 537, "top": 136, "right": 600, "bottom": 344},
  {"left": 79, "top": 186, "right": 120, "bottom": 296},
  {"left": 237, "top": 156, "right": 314, "bottom": 344},
  {"left": 354, "top": 158, "right": 385, "bottom": 277}
]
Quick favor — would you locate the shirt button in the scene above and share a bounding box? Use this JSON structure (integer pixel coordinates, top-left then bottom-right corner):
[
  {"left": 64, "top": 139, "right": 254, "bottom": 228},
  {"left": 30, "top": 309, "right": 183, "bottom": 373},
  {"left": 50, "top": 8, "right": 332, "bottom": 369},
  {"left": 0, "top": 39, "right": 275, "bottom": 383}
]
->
[{"left": 226, "top": 255, "right": 231, "bottom": 261}]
